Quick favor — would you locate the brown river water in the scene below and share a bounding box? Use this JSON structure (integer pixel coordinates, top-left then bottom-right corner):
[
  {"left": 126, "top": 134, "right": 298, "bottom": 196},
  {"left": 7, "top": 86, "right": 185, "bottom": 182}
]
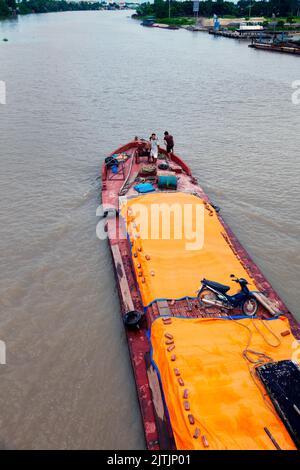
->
[{"left": 0, "top": 10, "right": 299, "bottom": 449}]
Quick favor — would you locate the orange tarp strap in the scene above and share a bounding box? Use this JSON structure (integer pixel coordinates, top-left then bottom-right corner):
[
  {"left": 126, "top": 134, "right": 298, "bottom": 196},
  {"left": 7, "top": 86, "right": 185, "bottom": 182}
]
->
[
  {"left": 121, "top": 192, "right": 257, "bottom": 306},
  {"left": 151, "top": 316, "right": 298, "bottom": 450}
]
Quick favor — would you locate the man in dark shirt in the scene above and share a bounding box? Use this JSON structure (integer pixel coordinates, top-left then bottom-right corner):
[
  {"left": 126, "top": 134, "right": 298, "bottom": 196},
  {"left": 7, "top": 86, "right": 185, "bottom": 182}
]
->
[{"left": 164, "top": 131, "right": 174, "bottom": 155}]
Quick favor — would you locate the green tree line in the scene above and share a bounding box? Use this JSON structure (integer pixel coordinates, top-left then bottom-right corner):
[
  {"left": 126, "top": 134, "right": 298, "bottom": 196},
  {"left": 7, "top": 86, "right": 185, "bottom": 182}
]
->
[
  {"left": 18, "top": 0, "right": 110, "bottom": 15},
  {"left": 1, "top": 0, "right": 300, "bottom": 20},
  {"left": 0, "top": 0, "right": 117, "bottom": 18},
  {"left": 137, "top": 0, "right": 300, "bottom": 19}
]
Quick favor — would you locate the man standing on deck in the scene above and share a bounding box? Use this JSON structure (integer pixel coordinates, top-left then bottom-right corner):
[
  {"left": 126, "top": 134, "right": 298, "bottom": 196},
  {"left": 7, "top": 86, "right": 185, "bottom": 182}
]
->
[{"left": 164, "top": 131, "right": 174, "bottom": 156}]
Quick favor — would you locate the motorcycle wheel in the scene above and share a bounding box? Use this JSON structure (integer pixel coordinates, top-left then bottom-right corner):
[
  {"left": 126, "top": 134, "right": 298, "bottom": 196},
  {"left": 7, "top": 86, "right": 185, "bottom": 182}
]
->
[
  {"left": 242, "top": 298, "right": 258, "bottom": 316},
  {"left": 198, "top": 289, "right": 218, "bottom": 307}
]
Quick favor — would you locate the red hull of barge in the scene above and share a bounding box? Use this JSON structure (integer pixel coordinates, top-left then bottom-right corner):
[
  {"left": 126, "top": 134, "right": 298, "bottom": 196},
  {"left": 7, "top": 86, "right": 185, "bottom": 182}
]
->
[{"left": 101, "top": 141, "right": 300, "bottom": 450}]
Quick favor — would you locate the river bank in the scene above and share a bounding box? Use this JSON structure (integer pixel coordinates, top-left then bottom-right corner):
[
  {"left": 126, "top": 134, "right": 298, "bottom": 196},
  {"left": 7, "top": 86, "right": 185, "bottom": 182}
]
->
[{"left": 136, "top": 14, "right": 300, "bottom": 34}]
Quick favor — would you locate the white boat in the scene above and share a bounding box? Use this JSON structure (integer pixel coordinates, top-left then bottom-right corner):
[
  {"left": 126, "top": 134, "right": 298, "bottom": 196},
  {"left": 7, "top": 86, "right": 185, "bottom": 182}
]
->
[{"left": 238, "top": 21, "right": 263, "bottom": 31}]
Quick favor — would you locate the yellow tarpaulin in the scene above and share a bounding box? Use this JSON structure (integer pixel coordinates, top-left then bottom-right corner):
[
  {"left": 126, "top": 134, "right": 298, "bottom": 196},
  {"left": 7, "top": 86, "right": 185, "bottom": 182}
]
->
[
  {"left": 121, "top": 192, "right": 256, "bottom": 306},
  {"left": 151, "top": 316, "right": 297, "bottom": 450}
]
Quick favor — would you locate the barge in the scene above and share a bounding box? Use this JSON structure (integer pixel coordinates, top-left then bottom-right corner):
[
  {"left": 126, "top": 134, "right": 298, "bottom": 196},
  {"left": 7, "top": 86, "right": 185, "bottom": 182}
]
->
[
  {"left": 209, "top": 29, "right": 261, "bottom": 39},
  {"left": 249, "top": 41, "right": 300, "bottom": 55},
  {"left": 101, "top": 140, "right": 300, "bottom": 450},
  {"left": 141, "top": 17, "right": 179, "bottom": 30}
]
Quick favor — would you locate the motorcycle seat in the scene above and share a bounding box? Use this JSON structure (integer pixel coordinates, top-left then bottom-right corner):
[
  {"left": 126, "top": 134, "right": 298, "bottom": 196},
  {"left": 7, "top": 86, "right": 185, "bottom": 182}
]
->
[{"left": 203, "top": 279, "right": 230, "bottom": 293}]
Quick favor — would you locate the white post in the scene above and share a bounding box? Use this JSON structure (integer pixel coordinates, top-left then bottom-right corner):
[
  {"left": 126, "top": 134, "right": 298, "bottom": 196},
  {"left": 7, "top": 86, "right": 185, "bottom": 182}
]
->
[
  {"left": 0, "top": 81, "right": 6, "bottom": 105},
  {"left": 0, "top": 340, "right": 6, "bottom": 365}
]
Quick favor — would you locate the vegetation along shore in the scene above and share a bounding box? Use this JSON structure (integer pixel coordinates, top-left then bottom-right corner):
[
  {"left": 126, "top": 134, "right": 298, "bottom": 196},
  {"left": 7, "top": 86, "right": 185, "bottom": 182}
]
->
[
  {"left": 135, "top": 0, "right": 300, "bottom": 28},
  {"left": 0, "top": 0, "right": 122, "bottom": 19}
]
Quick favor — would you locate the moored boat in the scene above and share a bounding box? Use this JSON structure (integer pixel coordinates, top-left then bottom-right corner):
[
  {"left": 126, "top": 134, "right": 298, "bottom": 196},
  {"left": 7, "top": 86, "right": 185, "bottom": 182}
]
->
[
  {"left": 249, "top": 41, "right": 300, "bottom": 55},
  {"left": 141, "top": 16, "right": 155, "bottom": 27},
  {"left": 100, "top": 139, "right": 300, "bottom": 450},
  {"left": 140, "top": 17, "right": 179, "bottom": 30}
]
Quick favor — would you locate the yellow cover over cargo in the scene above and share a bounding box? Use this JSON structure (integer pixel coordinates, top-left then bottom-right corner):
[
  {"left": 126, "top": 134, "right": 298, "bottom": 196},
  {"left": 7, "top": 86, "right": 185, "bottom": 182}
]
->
[
  {"left": 151, "top": 316, "right": 297, "bottom": 450},
  {"left": 121, "top": 192, "right": 256, "bottom": 306}
]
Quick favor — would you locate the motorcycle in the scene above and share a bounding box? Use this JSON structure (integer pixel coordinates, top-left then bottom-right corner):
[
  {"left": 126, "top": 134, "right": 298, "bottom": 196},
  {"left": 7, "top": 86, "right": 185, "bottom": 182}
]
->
[{"left": 197, "top": 274, "right": 258, "bottom": 316}]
